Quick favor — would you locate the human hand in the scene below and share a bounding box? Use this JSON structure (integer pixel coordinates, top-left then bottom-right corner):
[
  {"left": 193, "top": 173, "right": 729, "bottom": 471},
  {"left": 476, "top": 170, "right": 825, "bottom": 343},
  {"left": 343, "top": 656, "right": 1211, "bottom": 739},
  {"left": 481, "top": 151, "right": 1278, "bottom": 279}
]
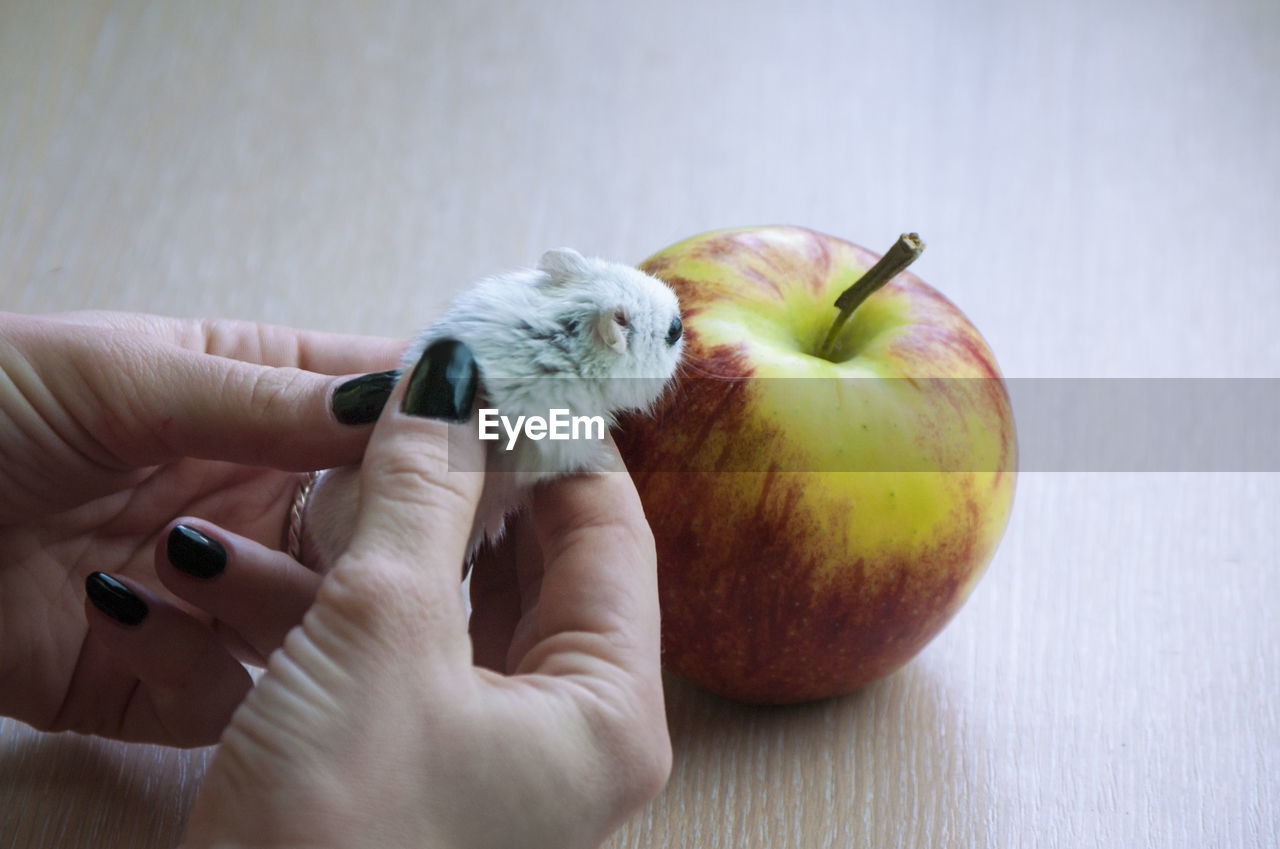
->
[
  {"left": 0, "top": 310, "right": 403, "bottom": 742},
  {"left": 177, "top": 351, "right": 671, "bottom": 849}
]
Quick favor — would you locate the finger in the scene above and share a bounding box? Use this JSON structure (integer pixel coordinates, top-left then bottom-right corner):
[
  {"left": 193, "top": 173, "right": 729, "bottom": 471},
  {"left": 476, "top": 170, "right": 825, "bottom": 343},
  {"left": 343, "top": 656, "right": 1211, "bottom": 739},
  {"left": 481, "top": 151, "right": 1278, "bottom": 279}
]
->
[
  {"left": 49, "top": 322, "right": 389, "bottom": 471},
  {"left": 517, "top": 441, "right": 662, "bottom": 685},
  {"left": 41, "top": 311, "right": 406, "bottom": 374},
  {"left": 347, "top": 340, "right": 485, "bottom": 575},
  {"left": 156, "top": 520, "right": 322, "bottom": 663},
  {"left": 319, "top": 340, "right": 485, "bottom": 667},
  {"left": 83, "top": 572, "right": 253, "bottom": 746}
]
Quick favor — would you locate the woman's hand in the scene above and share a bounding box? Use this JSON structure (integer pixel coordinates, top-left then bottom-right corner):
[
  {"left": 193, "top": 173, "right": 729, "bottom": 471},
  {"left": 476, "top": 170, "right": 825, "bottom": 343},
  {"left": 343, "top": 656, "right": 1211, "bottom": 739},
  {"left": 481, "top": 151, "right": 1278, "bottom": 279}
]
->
[
  {"left": 3, "top": 313, "right": 671, "bottom": 846},
  {"left": 0, "top": 310, "right": 402, "bottom": 742},
  {"left": 176, "top": 353, "right": 671, "bottom": 849}
]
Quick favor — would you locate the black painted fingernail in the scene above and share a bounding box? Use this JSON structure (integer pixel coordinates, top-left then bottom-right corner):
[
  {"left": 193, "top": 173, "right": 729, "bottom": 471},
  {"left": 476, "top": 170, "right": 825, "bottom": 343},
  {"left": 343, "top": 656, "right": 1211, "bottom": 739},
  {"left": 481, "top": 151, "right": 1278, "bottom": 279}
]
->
[
  {"left": 167, "top": 524, "right": 228, "bottom": 579},
  {"left": 332, "top": 369, "right": 399, "bottom": 425},
  {"left": 85, "top": 572, "right": 149, "bottom": 626},
  {"left": 401, "top": 339, "right": 478, "bottom": 422}
]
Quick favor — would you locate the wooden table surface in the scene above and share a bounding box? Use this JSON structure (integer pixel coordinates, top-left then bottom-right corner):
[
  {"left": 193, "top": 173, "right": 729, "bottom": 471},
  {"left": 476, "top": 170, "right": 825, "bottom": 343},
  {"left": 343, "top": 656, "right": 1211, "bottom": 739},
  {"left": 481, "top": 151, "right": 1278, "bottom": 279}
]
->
[{"left": 2, "top": 1, "right": 1277, "bottom": 846}]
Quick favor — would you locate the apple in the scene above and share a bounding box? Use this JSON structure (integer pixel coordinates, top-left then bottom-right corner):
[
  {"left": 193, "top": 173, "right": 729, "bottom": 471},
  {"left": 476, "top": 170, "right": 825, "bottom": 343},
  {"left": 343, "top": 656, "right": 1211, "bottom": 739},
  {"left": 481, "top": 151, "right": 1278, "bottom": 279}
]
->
[{"left": 613, "top": 225, "right": 1017, "bottom": 704}]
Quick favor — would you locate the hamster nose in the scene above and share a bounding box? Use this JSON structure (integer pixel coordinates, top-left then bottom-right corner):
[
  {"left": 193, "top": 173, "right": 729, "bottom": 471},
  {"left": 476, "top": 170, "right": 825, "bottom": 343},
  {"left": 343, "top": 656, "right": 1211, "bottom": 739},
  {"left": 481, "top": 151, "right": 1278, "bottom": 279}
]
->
[{"left": 666, "top": 315, "right": 683, "bottom": 346}]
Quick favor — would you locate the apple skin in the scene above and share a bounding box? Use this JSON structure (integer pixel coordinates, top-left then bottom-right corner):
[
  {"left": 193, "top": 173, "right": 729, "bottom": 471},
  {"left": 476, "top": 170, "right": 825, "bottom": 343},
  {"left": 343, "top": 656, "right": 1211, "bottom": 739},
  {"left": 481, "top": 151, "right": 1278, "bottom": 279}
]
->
[{"left": 614, "top": 225, "right": 1017, "bottom": 704}]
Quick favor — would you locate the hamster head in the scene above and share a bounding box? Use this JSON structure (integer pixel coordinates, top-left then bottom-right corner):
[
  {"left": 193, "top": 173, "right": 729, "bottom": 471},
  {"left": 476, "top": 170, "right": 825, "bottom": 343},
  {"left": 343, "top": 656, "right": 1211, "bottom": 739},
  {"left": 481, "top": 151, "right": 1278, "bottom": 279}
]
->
[{"left": 531, "top": 247, "right": 684, "bottom": 413}]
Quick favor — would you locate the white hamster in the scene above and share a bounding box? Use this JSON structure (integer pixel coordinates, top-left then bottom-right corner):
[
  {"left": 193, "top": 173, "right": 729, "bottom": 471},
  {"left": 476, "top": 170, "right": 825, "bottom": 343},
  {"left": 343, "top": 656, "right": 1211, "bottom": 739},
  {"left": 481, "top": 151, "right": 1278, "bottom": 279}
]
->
[{"left": 301, "top": 247, "right": 684, "bottom": 571}]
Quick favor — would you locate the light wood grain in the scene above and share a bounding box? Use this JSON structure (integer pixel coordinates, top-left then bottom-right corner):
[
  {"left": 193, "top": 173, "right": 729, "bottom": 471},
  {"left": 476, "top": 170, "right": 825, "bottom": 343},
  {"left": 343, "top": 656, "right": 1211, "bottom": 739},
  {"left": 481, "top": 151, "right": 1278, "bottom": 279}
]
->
[{"left": 2, "top": 0, "right": 1278, "bottom": 847}]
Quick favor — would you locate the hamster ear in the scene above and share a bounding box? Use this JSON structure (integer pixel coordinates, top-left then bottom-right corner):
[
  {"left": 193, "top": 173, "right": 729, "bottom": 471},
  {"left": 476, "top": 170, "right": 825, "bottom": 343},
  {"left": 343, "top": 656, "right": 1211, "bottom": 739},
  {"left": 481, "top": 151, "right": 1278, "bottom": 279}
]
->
[
  {"left": 594, "top": 307, "right": 629, "bottom": 354},
  {"left": 537, "top": 248, "right": 590, "bottom": 281}
]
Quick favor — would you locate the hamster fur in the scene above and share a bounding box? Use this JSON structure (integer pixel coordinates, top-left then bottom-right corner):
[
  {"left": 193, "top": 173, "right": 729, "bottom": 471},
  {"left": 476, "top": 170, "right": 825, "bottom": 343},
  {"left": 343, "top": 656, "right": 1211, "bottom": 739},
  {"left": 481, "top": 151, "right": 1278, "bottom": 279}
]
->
[{"left": 301, "top": 247, "right": 684, "bottom": 571}]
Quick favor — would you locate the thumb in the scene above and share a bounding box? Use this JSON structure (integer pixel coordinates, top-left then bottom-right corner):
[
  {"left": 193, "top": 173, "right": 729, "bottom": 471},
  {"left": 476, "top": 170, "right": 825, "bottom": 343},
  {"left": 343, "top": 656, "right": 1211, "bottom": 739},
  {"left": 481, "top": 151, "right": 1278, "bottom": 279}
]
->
[{"left": 343, "top": 339, "right": 486, "bottom": 594}]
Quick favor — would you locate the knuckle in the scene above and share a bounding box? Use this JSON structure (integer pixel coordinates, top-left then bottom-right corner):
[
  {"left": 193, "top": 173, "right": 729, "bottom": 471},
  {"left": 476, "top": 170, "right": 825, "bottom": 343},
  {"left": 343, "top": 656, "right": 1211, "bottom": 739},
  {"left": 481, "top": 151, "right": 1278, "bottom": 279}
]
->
[
  {"left": 361, "top": 427, "right": 482, "bottom": 514},
  {"left": 602, "top": 726, "right": 673, "bottom": 814},
  {"left": 204, "top": 366, "right": 312, "bottom": 463},
  {"left": 346, "top": 431, "right": 483, "bottom": 570},
  {"left": 364, "top": 455, "right": 475, "bottom": 515},
  {"left": 580, "top": 679, "right": 673, "bottom": 812},
  {"left": 244, "top": 366, "right": 308, "bottom": 420},
  {"left": 316, "top": 553, "right": 467, "bottom": 653},
  {"left": 618, "top": 729, "right": 673, "bottom": 807}
]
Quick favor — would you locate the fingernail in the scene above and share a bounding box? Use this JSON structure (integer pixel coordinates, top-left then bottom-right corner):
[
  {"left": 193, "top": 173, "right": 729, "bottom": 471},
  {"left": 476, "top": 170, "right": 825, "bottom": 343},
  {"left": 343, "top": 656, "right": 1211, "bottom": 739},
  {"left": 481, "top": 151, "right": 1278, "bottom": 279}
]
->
[
  {"left": 167, "top": 524, "right": 228, "bottom": 579},
  {"left": 332, "top": 369, "right": 399, "bottom": 425},
  {"left": 85, "top": 572, "right": 149, "bottom": 626},
  {"left": 402, "top": 339, "right": 478, "bottom": 422}
]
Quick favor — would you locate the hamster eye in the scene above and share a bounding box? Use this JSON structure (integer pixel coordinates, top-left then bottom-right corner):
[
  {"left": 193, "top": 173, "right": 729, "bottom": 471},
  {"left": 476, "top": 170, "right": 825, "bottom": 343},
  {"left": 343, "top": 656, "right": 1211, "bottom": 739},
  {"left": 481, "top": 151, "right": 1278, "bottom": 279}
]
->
[
  {"left": 666, "top": 315, "right": 683, "bottom": 347},
  {"left": 614, "top": 309, "right": 629, "bottom": 328}
]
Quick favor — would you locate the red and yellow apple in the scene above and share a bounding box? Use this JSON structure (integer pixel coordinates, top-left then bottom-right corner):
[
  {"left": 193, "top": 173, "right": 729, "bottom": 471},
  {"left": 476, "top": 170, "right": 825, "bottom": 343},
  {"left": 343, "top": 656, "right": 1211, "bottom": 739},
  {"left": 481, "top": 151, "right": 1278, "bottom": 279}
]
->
[{"left": 614, "top": 225, "right": 1017, "bottom": 704}]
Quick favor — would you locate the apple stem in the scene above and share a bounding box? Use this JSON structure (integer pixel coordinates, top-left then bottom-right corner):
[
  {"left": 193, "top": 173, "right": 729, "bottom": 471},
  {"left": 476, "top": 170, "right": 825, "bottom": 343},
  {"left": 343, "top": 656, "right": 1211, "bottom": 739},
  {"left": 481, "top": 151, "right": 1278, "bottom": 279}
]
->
[{"left": 818, "top": 233, "right": 925, "bottom": 359}]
